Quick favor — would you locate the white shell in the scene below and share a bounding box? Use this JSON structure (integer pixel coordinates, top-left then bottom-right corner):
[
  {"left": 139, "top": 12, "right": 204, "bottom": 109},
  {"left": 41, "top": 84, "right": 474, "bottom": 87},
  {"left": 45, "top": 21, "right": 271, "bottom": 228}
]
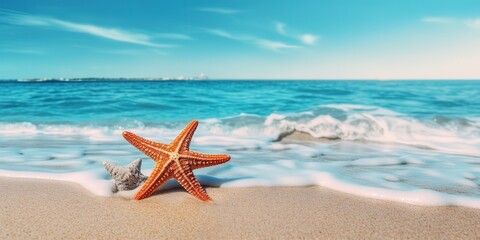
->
[{"left": 103, "top": 158, "right": 147, "bottom": 192}]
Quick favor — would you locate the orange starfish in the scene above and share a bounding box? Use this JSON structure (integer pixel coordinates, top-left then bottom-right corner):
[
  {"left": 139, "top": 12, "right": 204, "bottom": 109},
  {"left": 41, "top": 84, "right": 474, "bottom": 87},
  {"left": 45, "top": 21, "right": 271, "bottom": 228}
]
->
[{"left": 122, "top": 120, "right": 230, "bottom": 202}]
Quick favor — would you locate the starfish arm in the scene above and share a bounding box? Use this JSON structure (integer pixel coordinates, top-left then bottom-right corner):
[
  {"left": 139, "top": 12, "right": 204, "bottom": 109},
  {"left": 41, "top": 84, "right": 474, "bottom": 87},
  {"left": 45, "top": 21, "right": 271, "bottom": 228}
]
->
[
  {"left": 183, "top": 151, "right": 231, "bottom": 170},
  {"left": 122, "top": 121, "right": 230, "bottom": 202},
  {"left": 170, "top": 120, "right": 198, "bottom": 153},
  {"left": 134, "top": 161, "right": 174, "bottom": 200},
  {"left": 123, "top": 131, "right": 169, "bottom": 162},
  {"left": 174, "top": 162, "right": 211, "bottom": 202}
]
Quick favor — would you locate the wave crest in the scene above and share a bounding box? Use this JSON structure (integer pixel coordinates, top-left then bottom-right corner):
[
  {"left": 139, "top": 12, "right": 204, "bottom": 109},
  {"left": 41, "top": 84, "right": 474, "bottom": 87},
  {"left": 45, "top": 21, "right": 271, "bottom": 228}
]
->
[
  {"left": 262, "top": 105, "right": 479, "bottom": 156},
  {"left": 0, "top": 104, "right": 478, "bottom": 155}
]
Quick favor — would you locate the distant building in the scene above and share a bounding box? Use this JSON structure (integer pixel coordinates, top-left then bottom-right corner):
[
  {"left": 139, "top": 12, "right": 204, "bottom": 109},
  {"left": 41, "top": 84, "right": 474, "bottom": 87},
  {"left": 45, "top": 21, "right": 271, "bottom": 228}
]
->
[{"left": 194, "top": 73, "right": 208, "bottom": 80}]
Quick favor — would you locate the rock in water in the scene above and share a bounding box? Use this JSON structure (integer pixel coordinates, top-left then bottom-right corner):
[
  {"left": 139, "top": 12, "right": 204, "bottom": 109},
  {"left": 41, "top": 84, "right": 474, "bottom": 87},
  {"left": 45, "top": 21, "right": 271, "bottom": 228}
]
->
[{"left": 103, "top": 158, "right": 148, "bottom": 192}]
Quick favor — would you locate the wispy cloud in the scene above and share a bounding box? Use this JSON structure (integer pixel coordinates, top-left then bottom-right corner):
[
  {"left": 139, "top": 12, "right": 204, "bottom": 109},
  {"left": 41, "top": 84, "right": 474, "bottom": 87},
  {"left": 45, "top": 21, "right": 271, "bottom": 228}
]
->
[
  {"left": 255, "top": 39, "right": 300, "bottom": 51},
  {"left": 154, "top": 33, "right": 192, "bottom": 40},
  {"left": 206, "top": 29, "right": 238, "bottom": 39},
  {"left": 206, "top": 29, "right": 300, "bottom": 51},
  {"left": 274, "top": 21, "right": 319, "bottom": 46},
  {"left": 275, "top": 22, "right": 286, "bottom": 35},
  {"left": 299, "top": 34, "right": 318, "bottom": 45},
  {"left": 466, "top": 18, "right": 480, "bottom": 29},
  {"left": 421, "top": 17, "right": 453, "bottom": 24},
  {"left": 422, "top": 16, "right": 480, "bottom": 30},
  {"left": 197, "top": 7, "right": 241, "bottom": 15},
  {"left": 0, "top": 11, "right": 173, "bottom": 48}
]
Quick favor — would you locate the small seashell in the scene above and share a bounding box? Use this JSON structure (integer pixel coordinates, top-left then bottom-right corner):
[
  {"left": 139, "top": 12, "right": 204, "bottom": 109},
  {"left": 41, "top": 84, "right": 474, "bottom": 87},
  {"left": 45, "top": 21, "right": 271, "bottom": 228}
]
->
[{"left": 103, "top": 158, "right": 148, "bottom": 192}]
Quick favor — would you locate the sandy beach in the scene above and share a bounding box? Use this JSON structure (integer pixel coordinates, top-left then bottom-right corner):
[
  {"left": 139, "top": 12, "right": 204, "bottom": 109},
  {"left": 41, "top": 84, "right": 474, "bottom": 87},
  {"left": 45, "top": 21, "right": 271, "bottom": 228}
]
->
[
  {"left": 1, "top": 177, "right": 479, "bottom": 239},
  {"left": 2, "top": 0, "right": 480, "bottom": 239}
]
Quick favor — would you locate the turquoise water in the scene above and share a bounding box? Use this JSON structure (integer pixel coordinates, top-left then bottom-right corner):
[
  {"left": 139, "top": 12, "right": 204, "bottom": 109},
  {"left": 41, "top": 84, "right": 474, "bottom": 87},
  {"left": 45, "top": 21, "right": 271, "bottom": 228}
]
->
[
  {"left": 0, "top": 80, "right": 479, "bottom": 207},
  {"left": 1, "top": 80, "right": 479, "bottom": 123}
]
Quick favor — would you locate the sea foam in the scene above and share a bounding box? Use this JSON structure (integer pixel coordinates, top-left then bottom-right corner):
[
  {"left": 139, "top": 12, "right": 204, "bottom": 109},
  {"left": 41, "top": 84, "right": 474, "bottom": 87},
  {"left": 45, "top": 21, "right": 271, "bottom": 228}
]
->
[{"left": 0, "top": 104, "right": 479, "bottom": 208}]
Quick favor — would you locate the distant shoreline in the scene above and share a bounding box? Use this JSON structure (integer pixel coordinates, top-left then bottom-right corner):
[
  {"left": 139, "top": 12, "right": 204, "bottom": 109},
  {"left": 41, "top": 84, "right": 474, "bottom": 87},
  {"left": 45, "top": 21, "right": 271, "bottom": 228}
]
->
[{"left": 1, "top": 78, "right": 480, "bottom": 82}]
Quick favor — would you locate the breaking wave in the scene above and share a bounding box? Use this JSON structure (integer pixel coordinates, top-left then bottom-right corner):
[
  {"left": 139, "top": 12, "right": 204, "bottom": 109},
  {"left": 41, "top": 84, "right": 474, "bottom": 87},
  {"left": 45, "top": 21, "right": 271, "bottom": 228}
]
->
[
  {"left": 1, "top": 104, "right": 477, "bottom": 155},
  {"left": 1, "top": 104, "right": 480, "bottom": 208}
]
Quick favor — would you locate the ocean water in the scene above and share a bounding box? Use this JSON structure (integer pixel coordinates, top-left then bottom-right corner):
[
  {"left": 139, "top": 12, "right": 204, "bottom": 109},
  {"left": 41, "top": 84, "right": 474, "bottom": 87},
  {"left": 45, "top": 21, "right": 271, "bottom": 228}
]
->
[{"left": 0, "top": 80, "right": 479, "bottom": 207}]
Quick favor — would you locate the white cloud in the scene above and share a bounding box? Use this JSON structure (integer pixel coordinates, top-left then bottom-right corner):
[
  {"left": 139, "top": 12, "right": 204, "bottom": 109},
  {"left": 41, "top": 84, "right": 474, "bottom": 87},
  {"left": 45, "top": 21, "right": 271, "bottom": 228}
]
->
[
  {"left": 206, "top": 29, "right": 240, "bottom": 40},
  {"left": 0, "top": 12, "right": 173, "bottom": 48},
  {"left": 274, "top": 21, "right": 319, "bottom": 46},
  {"left": 299, "top": 34, "right": 318, "bottom": 45},
  {"left": 275, "top": 22, "right": 286, "bottom": 35},
  {"left": 466, "top": 18, "right": 480, "bottom": 29},
  {"left": 155, "top": 33, "right": 192, "bottom": 40},
  {"left": 197, "top": 7, "right": 241, "bottom": 15},
  {"left": 422, "top": 16, "right": 480, "bottom": 29},
  {"left": 421, "top": 17, "right": 453, "bottom": 24},
  {"left": 206, "top": 29, "right": 301, "bottom": 51},
  {"left": 254, "top": 39, "right": 300, "bottom": 51}
]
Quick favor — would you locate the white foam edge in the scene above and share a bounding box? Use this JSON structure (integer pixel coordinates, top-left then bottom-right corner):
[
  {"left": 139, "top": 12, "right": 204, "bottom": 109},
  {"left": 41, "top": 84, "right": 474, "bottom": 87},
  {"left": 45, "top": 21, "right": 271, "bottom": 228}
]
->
[
  {"left": 0, "top": 169, "right": 113, "bottom": 196},
  {"left": 309, "top": 172, "right": 480, "bottom": 209},
  {"left": 2, "top": 167, "right": 479, "bottom": 209}
]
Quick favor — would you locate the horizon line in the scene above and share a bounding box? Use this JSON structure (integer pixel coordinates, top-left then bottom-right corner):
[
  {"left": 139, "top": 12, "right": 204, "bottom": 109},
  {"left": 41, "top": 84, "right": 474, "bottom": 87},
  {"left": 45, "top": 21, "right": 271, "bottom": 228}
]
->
[{"left": 1, "top": 77, "right": 480, "bottom": 81}]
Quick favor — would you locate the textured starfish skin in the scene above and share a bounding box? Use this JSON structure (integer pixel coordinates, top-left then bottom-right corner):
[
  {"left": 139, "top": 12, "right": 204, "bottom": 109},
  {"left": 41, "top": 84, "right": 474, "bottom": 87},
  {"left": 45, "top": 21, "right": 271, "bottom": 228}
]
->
[{"left": 122, "top": 120, "right": 230, "bottom": 202}]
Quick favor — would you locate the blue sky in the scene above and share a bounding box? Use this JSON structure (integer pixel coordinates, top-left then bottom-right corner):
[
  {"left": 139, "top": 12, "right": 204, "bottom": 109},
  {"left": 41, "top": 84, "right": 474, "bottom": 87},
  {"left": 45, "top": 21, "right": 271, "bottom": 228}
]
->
[{"left": 1, "top": 0, "right": 480, "bottom": 79}]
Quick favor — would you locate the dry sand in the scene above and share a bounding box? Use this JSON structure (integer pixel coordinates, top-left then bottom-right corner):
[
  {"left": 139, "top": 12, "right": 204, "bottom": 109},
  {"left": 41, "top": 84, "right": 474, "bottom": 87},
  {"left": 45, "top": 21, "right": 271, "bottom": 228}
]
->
[{"left": 1, "top": 177, "right": 479, "bottom": 239}]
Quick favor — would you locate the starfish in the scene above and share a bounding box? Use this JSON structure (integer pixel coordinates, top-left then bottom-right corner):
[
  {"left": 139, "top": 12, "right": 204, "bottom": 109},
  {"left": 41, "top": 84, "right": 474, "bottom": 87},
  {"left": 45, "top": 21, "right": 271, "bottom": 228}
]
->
[
  {"left": 103, "top": 158, "right": 148, "bottom": 192},
  {"left": 122, "top": 120, "right": 230, "bottom": 202}
]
